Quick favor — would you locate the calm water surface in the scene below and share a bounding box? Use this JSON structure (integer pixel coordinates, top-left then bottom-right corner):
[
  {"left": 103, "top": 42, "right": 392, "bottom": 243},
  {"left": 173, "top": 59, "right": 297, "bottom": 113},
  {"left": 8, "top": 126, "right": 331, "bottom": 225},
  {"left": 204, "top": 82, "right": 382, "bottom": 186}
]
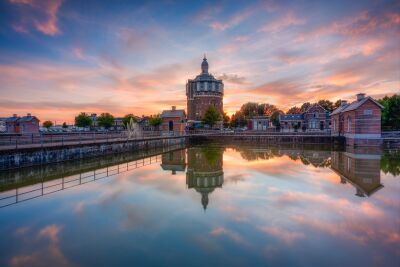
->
[{"left": 0, "top": 145, "right": 399, "bottom": 267}]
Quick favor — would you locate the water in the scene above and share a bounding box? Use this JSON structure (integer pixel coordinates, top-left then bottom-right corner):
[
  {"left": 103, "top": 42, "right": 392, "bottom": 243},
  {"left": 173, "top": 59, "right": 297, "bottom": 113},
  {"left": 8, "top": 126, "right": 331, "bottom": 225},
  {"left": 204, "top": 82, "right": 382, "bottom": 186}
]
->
[{"left": 0, "top": 145, "right": 399, "bottom": 267}]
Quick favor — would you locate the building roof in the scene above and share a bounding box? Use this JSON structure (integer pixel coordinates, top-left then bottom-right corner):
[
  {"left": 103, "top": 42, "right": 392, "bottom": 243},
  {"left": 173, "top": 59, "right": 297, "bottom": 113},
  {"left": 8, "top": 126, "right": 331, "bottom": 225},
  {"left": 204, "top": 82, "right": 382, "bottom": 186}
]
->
[
  {"left": 19, "top": 115, "right": 39, "bottom": 122},
  {"left": 5, "top": 116, "right": 20, "bottom": 122},
  {"left": 331, "top": 96, "right": 383, "bottom": 116},
  {"left": 252, "top": 116, "right": 269, "bottom": 120},
  {"left": 303, "top": 103, "right": 327, "bottom": 113},
  {"left": 161, "top": 109, "right": 186, "bottom": 118},
  {"left": 279, "top": 114, "right": 304, "bottom": 121}
]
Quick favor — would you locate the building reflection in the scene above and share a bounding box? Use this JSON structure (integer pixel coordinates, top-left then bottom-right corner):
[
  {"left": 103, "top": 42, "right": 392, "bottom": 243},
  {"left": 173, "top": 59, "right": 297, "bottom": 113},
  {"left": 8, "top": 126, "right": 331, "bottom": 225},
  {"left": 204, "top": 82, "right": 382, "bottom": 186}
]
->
[
  {"left": 331, "top": 148, "right": 383, "bottom": 197},
  {"left": 160, "top": 150, "right": 186, "bottom": 175},
  {"left": 159, "top": 147, "right": 224, "bottom": 210},
  {"left": 186, "top": 147, "right": 224, "bottom": 210}
]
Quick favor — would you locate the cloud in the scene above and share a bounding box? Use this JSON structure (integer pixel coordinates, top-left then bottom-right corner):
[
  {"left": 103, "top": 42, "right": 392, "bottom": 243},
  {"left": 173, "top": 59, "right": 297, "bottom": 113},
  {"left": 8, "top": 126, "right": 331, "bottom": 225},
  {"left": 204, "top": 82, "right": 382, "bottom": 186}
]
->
[
  {"left": 210, "top": 227, "right": 247, "bottom": 245},
  {"left": 9, "top": 0, "right": 63, "bottom": 36},
  {"left": 209, "top": 8, "right": 254, "bottom": 31},
  {"left": 10, "top": 224, "right": 73, "bottom": 267},
  {"left": 258, "top": 226, "right": 305, "bottom": 245},
  {"left": 259, "top": 11, "right": 305, "bottom": 33},
  {"left": 217, "top": 73, "right": 248, "bottom": 85}
]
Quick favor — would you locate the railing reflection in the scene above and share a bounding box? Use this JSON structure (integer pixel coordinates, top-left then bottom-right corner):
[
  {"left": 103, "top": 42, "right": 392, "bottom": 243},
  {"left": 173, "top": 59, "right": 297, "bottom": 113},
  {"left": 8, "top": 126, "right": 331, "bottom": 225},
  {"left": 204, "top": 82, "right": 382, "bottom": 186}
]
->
[{"left": 0, "top": 155, "right": 161, "bottom": 208}]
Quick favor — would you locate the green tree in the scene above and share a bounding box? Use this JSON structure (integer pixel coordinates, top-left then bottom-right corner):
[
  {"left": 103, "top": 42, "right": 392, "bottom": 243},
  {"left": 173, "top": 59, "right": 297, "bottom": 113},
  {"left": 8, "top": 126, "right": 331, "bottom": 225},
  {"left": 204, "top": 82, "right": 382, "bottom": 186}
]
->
[
  {"left": 223, "top": 112, "right": 230, "bottom": 128},
  {"left": 379, "top": 94, "right": 400, "bottom": 130},
  {"left": 300, "top": 102, "right": 311, "bottom": 112},
  {"left": 149, "top": 115, "right": 162, "bottom": 129},
  {"left": 287, "top": 106, "right": 302, "bottom": 114},
  {"left": 333, "top": 99, "right": 342, "bottom": 110},
  {"left": 97, "top": 113, "right": 115, "bottom": 128},
  {"left": 271, "top": 110, "right": 283, "bottom": 127},
  {"left": 62, "top": 122, "right": 68, "bottom": 128},
  {"left": 75, "top": 112, "right": 92, "bottom": 127},
  {"left": 123, "top": 114, "right": 137, "bottom": 127},
  {"left": 230, "top": 102, "right": 283, "bottom": 128},
  {"left": 318, "top": 99, "right": 334, "bottom": 112},
  {"left": 202, "top": 105, "right": 221, "bottom": 128},
  {"left": 42, "top": 120, "right": 53, "bottom": 128}
]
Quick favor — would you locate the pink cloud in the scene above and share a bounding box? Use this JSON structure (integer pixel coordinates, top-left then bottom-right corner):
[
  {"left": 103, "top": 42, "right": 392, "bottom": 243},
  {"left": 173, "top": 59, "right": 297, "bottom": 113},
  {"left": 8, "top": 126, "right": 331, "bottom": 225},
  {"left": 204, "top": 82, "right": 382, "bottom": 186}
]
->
[
  {"left": 9, "top": 0, "right": 63, "bottom": 36},
  {"left": 258, "top": 226, "right": 305, "bottom": 245},
  {"left": 37, "top": 224, "right": 62, "bottom": 243},
  {"left": 259, "top": 11, "right": 305, "bottom": 33},
  {"left": 209, "top": 8, "right": 254, "bottom": 31}
]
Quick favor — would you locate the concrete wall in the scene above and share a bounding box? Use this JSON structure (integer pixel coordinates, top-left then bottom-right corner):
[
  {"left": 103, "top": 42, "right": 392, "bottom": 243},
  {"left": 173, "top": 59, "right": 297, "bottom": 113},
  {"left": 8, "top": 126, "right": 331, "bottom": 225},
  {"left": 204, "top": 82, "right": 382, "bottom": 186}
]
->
[{"left": 0, "top": 136, "right": 187, "bottom": 170}]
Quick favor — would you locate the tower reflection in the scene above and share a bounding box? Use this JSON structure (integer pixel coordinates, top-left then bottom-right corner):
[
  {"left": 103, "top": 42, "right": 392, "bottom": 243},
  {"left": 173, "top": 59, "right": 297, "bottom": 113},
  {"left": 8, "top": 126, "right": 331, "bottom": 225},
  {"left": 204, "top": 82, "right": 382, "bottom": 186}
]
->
[
  {"left": 186, "top": 147, "right": 224, "bottom": 210},
  {"left": 331, "top": 148, "right": 383, "bottom": 197}
]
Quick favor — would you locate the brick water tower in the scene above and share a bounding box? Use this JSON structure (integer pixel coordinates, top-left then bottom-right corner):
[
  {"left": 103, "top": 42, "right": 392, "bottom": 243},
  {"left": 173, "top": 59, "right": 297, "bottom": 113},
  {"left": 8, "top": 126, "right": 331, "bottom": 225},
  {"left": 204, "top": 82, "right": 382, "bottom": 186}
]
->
[{"left": 186, "top": 55, "right": 224, "bottom": 126}]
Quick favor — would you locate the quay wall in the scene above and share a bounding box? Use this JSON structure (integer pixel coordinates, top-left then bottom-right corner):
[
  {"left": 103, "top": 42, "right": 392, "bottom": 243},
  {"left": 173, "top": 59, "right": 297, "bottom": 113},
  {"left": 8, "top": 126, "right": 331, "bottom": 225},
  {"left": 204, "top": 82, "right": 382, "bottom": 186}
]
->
[
  {"left": 190, "top": 134, "right": 345, "bottom": 147},
  {"left": 0, "top": 136, "right": 187, "bottom": 170}
]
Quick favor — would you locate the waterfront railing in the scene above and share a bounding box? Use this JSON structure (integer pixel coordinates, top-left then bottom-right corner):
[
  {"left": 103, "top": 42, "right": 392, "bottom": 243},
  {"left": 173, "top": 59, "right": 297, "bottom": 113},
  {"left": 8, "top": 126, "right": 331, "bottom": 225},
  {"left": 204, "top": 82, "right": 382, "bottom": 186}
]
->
[{"left": 0, "top": 155, "right": 161, "bottom": 208}]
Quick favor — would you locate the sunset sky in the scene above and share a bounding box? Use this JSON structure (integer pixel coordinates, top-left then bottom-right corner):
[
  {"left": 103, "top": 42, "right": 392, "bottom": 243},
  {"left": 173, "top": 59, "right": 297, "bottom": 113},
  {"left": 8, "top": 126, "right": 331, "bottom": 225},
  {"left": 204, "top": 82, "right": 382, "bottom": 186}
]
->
[{"left": 0, "top": 0, "right": 399, "bottom": 123}]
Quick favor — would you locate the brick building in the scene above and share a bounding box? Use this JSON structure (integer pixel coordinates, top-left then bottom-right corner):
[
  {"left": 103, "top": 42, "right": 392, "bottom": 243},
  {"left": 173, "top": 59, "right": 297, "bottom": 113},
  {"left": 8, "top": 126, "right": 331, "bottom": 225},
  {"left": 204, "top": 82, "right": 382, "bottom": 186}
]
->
[
  {"left": 279, "top": 104, "right": 330, "bottom": 132},
  {"left": 331, "top": 93, "right": 383, "bottom": 146},
  {"left": 160, "top": 106, "right": 186, "bottom": 133},
  {"left": 186, "top": 56, "right": 224, "bottom": 127},
  {"left": 248, "top": 116, "right": 270, "bottom": 130},
  {"left": 5, "top": 113, "right": 40, "bottom": 134}
]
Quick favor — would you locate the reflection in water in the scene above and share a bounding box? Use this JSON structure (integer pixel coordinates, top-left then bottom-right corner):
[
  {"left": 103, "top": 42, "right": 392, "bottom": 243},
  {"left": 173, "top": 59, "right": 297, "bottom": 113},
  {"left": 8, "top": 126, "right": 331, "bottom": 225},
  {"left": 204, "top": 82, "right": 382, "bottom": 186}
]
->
[
  {"left": 0, "top": 144, "right": 399, "bottom": 267},
  {"left": 331, "top": 148, "right": 383, "bottom": 197},
  {"left": 185, "top": 147, "right": 224, "bottom": 210},
  {"left": 160, "top": 150, "right": 186, "bottom": 175}
]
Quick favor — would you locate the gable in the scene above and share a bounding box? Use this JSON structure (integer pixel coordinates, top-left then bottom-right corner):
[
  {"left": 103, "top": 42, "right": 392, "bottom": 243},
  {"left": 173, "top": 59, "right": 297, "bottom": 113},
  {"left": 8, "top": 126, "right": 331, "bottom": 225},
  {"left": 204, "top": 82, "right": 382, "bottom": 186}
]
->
[{"left": 304, "top": 103, "right": 327, "bottom": 114}]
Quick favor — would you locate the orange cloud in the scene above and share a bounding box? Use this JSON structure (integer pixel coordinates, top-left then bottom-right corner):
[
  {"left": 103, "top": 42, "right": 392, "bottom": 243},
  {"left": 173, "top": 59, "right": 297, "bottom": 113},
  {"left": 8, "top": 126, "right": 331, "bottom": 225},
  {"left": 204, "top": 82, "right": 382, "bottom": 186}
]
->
[{"left": 327, "top": 71, "right": 361, "bottom": 86}]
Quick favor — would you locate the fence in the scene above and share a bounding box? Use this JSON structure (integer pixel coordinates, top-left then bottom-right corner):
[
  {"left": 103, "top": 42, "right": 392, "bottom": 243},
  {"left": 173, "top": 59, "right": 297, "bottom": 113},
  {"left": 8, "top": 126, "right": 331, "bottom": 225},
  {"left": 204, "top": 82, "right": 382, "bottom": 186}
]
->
[
  {"left": 0, "top": 131, "right": 185, "bottom": 149},
  {"left": 0, "top": 154, "right": 161, "bottom": 208}
]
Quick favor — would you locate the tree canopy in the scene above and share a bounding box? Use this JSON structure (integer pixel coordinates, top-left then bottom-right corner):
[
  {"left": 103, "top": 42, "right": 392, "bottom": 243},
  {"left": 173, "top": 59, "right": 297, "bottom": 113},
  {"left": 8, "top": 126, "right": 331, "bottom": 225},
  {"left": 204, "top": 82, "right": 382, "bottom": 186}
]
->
[
  {"left": 230, "top": 102, "right": 282, "bottom": 127},
  {"left": 123, "top": 114, "right": 137, "bottom": 127},
  {"left": 202, "top": 105, "right": 221, "bottom": 128},
  {"left": 379, "top": 94, "right": 400, "bottom": 130},
  {"left": 42, "top": 121, "right": 53, "bottom": 128},
  {"left": 97, "top": 113, "right": 115, "bottom": 128},
  {"left": 149, "top": 115, "right": 162, "bottom": 129},
  {"left": 75, "top": 112, "right": 92, "bottom": 127},
  {"left": 286, "top": 106, "right": 302, "bottom": 114}
]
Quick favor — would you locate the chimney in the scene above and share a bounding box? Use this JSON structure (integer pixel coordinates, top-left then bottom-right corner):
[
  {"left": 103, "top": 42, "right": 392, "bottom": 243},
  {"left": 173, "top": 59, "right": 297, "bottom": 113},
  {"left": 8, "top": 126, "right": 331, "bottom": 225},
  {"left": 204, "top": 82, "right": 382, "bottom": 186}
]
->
[
  {"left": 340, "top": 100, "right": 348, "bottom": 106},
  {"left": 27, "top": 113, "right": 31, "bottom": 116},
  {"left": 172, "top": 106, "right": 176, "bottom": 111},
  {"left": 356, "top": 93, "right": 366, "bottom": 101}
]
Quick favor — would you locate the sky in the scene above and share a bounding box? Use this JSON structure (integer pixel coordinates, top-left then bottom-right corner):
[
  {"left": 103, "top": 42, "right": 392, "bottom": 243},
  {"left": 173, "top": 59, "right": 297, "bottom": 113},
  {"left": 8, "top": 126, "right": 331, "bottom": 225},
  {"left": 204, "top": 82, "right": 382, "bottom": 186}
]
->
[{"left": 0, "top": 0, "right": 399, "bottom": 123}]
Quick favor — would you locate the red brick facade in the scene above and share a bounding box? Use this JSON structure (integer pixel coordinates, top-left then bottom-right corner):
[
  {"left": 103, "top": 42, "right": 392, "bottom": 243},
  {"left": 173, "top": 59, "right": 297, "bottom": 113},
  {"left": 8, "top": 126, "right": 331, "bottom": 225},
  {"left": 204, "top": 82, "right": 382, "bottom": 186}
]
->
[
  {"left": 186, "top": 57, "right": 224, "bottom": 125},
  {"left": 331, "top": 94, "right": 383, "bottom": 146}
]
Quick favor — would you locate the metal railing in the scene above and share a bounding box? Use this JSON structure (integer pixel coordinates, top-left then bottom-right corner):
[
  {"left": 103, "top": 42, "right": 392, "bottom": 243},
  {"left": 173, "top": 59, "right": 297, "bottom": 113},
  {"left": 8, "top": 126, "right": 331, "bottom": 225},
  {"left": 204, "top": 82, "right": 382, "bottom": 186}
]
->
[
  {"left": 0, "top": 131, "right": 186, "bottom": 149},
  {"left": 0, "top": 155, "right": 161, "bottom": 208}
]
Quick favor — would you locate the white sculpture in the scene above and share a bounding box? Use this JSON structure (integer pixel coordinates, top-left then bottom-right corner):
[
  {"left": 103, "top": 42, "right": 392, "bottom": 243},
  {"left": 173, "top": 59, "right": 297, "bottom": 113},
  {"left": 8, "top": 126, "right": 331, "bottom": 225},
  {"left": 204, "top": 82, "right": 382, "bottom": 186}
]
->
[{"left": 126, "top": 118, "right": 142, "bottom": 139}]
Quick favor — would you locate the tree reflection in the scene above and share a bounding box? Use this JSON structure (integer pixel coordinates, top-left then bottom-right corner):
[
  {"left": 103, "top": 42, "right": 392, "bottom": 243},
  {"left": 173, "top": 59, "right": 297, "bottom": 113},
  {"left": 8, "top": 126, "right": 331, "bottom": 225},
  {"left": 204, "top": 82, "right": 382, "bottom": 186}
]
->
[
  {"left": 186, "top": 147, "right": 224, "bottom": 210},
  {"left": 381, "top": 150, "right": 400, "bottom": 176}
]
